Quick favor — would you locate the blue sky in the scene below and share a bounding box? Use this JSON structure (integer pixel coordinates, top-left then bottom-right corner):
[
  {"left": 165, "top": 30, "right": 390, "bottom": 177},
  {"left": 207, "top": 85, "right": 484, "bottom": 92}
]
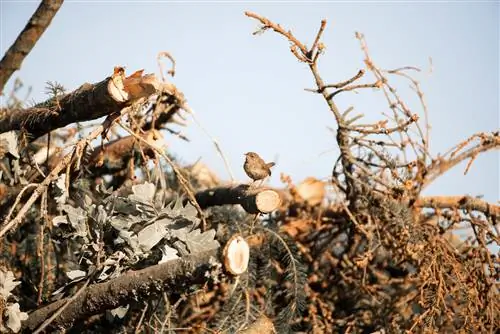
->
[{"left": 1, "top": 1, "right": 498, "bottom": 202}]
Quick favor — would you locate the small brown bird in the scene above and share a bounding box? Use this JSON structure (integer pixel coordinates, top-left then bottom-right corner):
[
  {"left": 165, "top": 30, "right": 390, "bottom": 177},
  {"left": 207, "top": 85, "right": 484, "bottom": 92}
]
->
[{"left": 243, "top": 152, "right": 275, "bottom": 184}]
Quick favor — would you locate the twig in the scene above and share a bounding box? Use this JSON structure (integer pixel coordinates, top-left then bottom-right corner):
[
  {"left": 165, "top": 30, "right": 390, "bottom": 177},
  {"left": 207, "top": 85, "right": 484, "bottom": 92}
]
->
[
  {"left": 157, "top": 51, "right": 176, "bottom": 81},
  {"left": 415, "top": 196, "right": 500, "bottom": 219},
  {"left": 310, "top": 19, "right": 327, "bottom": 63},
  {"left": 318, "top": 69, "right": 365, "bottom": 91},
  {"left": 135, "top": 303, "right": 149, "bottom": 334},
  {"left": 327, "top": 80, "right": 382, "bottom": 99},
  {"left": 3, "top": 183, "right": 37, "bottom": 223},
  {"left": 422, "top": 132, "right": 499, "bottom": 188},
  {"left": 188, "top": 108, "right": 235, "bottom": 182},
  {"left": 245, "top": 11, "right": 308, "bottom": 57},
  {"left": 37, "top": 189, "right": 48, "bottom": 305},
  {"left": 344, "top": 114, "right": 419, "bottom": 135}
]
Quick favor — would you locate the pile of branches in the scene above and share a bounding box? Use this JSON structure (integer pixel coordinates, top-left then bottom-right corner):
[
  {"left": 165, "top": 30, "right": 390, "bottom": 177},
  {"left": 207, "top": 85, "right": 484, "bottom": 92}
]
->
[{"left": 0, "top": 4, "right": 498, "bottom": 334}]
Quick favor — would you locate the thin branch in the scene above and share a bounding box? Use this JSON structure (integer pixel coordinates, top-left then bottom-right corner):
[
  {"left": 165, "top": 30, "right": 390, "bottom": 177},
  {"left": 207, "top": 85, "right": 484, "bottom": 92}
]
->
[
  {"left": 415, "top": 196, "right": 500, "bottom": 219},
  {"left": 327, "top": 80, "right": 382, "bottom": 99},
  {"left": 157, "top": 51, "right": 176, "bottom": 81},
  {"left": 319, "top": 69, "right": 366, "bottom": 91},
  {"left": 309, "top": 19, "right": 327, "bottom": 62},
  {"left": 187, "top": 107, "right": 235, "bottom": 182},
  {"left": 344, "top": 114, "right": 419, "bottom": 135},
  {"left": 245, "top": 11, "right": 309, "bottom": 58},
  {"left": 423, "top": 132, "right": 499, "bottom": 188}
]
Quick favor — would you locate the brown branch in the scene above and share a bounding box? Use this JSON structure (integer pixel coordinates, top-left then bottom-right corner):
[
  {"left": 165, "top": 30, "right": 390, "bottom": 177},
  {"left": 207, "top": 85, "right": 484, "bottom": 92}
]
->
[
  {"left": 415, "top": 196, "right": 500, "bottom": 219},
  {"left": 195, "top": 184, "right": 282, "bottom": 214},
  {"left": 141, "top": 83, "right": 188, "bottom": 140},
  {"left": 157, "top": 51, "right": 176, "bottom": 80},
  {"left": 0, "top": 68, "right": 163, "bottom": 141},
  {"left": 0, "top": 0, "right": 64, "bottom": 93},
  {"left": 345, "top": 114, "right": 419, "bottom": 135},
  {"left": 327, "top": 80, "right": 382, "bottom": 99},
  {"left": 245, "top": 12, "right": 357, "bottom": 201},
  {"left": 319, "top": 69, "right": 366, "bottom": 91},
  {"left": 23, "top": 249, "right": 219, "bottom": 332},
  {"left": 245, "top": 11, "right": 309, "bottom": 59},
  {"left": 423, "top": 132, "right": 499, "bottom": 188},
  {"left": 310, "top": 19, "right": 327, "bottom": 63}
]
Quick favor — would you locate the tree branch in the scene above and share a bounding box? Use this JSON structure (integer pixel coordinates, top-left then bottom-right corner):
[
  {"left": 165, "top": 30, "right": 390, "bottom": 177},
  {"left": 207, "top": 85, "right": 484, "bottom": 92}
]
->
[
  {"left": 0, "top": 68, "right": 165, "bottom": 141},
  {"left": 195, "top": 184, "right": 282, "bottom": 214},
  {"left": 23, "top": 249, "right": 219, "bottom": 332},
  {"left": 0, "top": 0, "right": 64, "bottom": 93},
  {"left": 415, "top": 195, "right": 500, "bottom": 219}
]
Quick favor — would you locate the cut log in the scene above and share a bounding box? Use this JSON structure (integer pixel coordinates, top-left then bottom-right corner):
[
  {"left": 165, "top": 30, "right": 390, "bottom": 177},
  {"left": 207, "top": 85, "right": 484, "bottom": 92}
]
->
[
  {"left": 295, "top": 177, "right": 326, "bottom": 206},
  {"left": 195, "top": 184, "right": 281, "bottom": 214},
  {"left": 223, "top": 235, "right": 250, "bottom": 275},
  {"left": 240, "top": 315, "right": 275, "bottom": 334}
]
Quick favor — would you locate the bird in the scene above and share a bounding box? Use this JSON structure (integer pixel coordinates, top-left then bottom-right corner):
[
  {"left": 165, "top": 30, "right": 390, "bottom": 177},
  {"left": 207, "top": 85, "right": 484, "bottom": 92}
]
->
[{"left": 243, "top": 152, "right": 275, "bottom": 184}]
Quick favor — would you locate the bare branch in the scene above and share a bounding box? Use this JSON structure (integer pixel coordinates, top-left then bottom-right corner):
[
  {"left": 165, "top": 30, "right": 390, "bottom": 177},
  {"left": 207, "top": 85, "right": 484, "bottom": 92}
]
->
[
  {"left": 195, "top": 184, "right": 282, "bottom": 214},
  {"left": 0, "top": 0, "right": 64, "bottom": 93},
  {"left": 23, "top": 249, "right": 219, "bottom": 332},
  {"left": 415, "top": 196, "right": 500, "bottom": 219}
]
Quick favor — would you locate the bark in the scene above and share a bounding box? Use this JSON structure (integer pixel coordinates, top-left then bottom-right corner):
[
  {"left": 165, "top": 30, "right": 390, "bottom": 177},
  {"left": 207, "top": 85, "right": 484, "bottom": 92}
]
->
[
  {"left": 195, "top": 184, "right": 281, "bottom": 214},
  {"left": 0, "top": 68, "right": 162, "bottom": 141},
  {"left": 0, "top": 77, "right": 125, "bottom": 140},
  {"left": 0, "top": 0, "right": 64, "bottom": 92},
  {"left": 415, "top": 195, "right": 500, "bottom": 218},
  {"left": 23, "top": 249, "right": 219, "bottom": 332}
]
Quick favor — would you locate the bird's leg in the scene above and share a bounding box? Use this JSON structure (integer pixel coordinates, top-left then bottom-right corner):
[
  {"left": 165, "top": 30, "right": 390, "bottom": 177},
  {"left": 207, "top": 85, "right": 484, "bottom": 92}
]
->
[
  {"left": 257, "top": 178, "right": 266, "bottom": 187},
  {"left": 249, "top": 213, "right": 260, "bottom": 234}
]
